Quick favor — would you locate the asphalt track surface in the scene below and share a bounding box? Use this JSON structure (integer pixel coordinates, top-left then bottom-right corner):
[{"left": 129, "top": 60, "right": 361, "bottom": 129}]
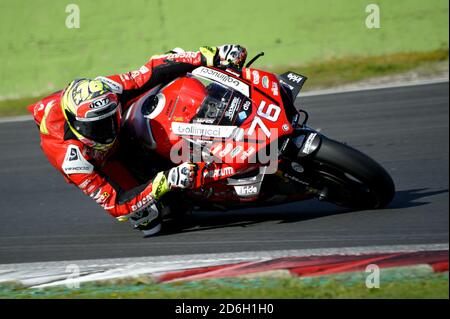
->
[{"left": 0, "top": 82, "right": 448, "bottom": 264}]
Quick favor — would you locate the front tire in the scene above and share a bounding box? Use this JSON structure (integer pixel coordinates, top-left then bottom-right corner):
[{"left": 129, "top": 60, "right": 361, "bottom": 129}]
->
[{"left": 307, "top": 137, "right": 395, "bottom": 209}]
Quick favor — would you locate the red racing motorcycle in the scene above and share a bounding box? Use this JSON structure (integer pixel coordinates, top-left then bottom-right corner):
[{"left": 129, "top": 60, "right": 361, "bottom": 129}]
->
[{"left": 120, "top": 53, "right": 395, "bottom": 217}]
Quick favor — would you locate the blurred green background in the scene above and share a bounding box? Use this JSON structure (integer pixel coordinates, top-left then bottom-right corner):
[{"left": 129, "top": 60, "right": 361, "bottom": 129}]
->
[{"left": 0, "top": 0, "right": 448, "bottom": 98}]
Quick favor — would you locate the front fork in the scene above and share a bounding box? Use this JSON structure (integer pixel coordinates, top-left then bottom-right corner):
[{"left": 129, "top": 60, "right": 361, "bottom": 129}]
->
[{"left": 277, "top": 126, "right": 329, "bottom": 200}]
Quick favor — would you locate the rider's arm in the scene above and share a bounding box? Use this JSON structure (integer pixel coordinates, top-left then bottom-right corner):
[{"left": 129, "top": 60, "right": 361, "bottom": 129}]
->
[
  {"left": 96, "top": 48, "right": 214, "bottom": 105},
  {"left": 42, "top": 140, "right": 179, "bottom": 218},
  {"left": 96, "top": 45, "right": 247, "bottom": 106}
]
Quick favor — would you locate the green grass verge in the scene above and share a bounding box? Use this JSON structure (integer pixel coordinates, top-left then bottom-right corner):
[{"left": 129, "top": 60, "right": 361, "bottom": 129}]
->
[
  {"left": 0, "top": 95, "right": 49, "bottom": 117},
  {"left": 1, "top": 48, "right": 447, "bottom": 117},
  {"left": 269, "top": 48, "right": 449, "bottom": 90},
  {"left": 0, "top": 0, "right": 448, "bottom": 97},
  {"left": 1, "top": 271, "right": 448, "bottom": 299}
]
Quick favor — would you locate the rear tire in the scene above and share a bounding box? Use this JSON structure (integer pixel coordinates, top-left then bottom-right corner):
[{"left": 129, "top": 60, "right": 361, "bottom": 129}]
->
[{"left": 307, "top": 137, "right": 395, "bottom": 209}]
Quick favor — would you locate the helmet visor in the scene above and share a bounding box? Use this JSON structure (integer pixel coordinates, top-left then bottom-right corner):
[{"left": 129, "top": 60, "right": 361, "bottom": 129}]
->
[{"left": 72, "top": 111, "right": 120, "bottom": 145}]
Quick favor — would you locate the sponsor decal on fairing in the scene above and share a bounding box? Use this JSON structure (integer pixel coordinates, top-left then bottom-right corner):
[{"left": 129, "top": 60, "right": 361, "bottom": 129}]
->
[
  {"left": 234, "top": 184, "right": 259, "bottom": 197},
  {"left": 302, "top": 133, "right": 318, "bottom": 154},
  {"left": 236, "top": 100, "right": 251, "bottom": 125},
  {"left": 252, "top": 70, "right": 260, "bottom": 85},
  {"left": 232, "top": 128, "right": 245, "bottom": 142},
  {"left": 230, "top": 146, "right": 243, "bottom": 158},
  {"left": 287, "top": 73, "right": 303, "bottom": 84},
  {"left": 202, "top": 167, "right": 235, "bottom": 179},
  {"left": 171, "top": 122, "right": 237, "bottom": 138},
  {"left": 194, "top": 117, "right": 215, "bottom": 124},
  {"left": 225, "top": 96, "right": 241, "bottom": 121},
  {"left": 262, "top": 76, "right": 269, "bottom": 89},
  {"left": 192, "top": 67, "right": 250, "bottom": 97},
  {"left": 279, "top": 79, "right": 294, "bottom": 91},
  {"left": 219, "top": 143, "right": 233, "bottom": 157},
  {"left": 240, "top": 146, "right": 256, "bottom": 161}
]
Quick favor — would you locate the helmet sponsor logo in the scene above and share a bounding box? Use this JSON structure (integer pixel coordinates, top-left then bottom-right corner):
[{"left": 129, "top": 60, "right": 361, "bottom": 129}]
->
[{"left": 90, "top": 97, "right": 110, "bottom": 109}]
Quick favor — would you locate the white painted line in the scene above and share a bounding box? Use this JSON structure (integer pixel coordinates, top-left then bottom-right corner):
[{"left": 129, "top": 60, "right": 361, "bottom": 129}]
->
[
  {"left": 0, "top": 243, "right": 446, "bottom": 288},
  {"left": 299, "top": 77, "right": 449, "bottom": 97}
]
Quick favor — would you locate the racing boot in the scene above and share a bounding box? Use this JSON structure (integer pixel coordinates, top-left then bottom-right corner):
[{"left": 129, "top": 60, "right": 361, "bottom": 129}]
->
[{"left": 120, "top": 203, "right": 162, "bottom": 237}]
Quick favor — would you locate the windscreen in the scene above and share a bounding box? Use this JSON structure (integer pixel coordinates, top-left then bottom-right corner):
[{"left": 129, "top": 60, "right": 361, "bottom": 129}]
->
[{"left": 187, "top": 74, "right": 253, "bottom": 127}]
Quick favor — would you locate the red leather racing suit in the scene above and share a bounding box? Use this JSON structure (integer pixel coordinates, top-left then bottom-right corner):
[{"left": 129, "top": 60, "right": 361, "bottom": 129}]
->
[{"left": 28, "top": 50, "right": 208, "bottom": 218}]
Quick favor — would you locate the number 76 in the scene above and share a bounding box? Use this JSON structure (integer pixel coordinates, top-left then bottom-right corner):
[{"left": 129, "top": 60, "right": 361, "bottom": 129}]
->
[{"left": 247, "top": 101, "right": 281, "bottom": 138}]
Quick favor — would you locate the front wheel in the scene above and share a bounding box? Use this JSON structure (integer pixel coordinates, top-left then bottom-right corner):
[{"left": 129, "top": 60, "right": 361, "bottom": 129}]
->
[{"left": 305, "top": 137, "right": 395, "bottom": 209}]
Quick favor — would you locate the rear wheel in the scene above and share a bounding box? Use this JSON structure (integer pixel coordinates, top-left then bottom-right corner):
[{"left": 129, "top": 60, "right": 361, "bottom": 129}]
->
[{"left": 306, "top": 137, "right": 395, "bottom": 209}]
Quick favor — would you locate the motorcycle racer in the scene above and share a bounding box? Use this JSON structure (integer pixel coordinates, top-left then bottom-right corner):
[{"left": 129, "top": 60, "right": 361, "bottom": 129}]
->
[{"left": 28, "top": 44, "right": 247, "bottom": 237}]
